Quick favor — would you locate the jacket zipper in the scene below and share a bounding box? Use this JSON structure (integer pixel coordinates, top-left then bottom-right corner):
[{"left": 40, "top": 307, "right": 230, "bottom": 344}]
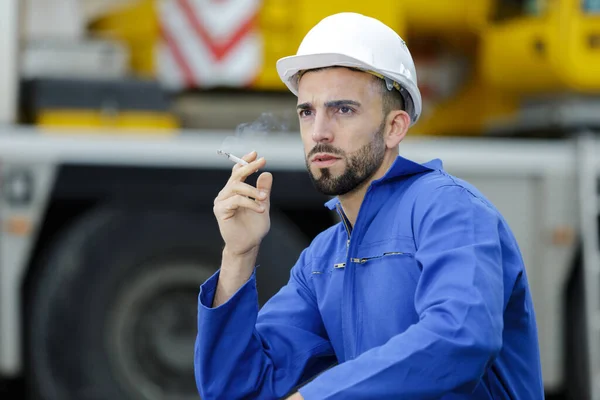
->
[
  {"left": 335, "top": 203, "right": 354, "bottom": 361},
  {"left": 336, "top": 203, "right": 353, "bottom": 242},
  {"left": 335, "top": 203, "right": 352, "bottom": 269},
  {"left": 336, "top": 188, "right": 375, "bottom": 360}
]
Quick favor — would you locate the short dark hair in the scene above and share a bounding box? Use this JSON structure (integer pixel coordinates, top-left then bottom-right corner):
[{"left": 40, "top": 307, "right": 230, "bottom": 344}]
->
[
  {"left": 298, "top": 66, "right": 405, "bottom": 117},
  {"left": 376, "top": 78, "right": 405, "bottom": 117}
]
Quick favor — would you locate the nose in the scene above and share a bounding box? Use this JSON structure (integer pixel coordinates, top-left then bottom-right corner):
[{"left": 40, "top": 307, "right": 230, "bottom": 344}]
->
[{"left": 311, "top": 113, "right": 334, "bottom": 143}]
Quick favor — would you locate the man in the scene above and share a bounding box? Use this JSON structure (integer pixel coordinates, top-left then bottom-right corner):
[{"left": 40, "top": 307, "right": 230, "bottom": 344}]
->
[{"left": 195, "top": 12, "right": 544, "bottom": 400}]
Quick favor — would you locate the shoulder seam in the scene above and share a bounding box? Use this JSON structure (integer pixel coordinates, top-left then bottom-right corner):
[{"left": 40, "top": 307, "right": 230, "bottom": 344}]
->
[{"left": 435, "top": 177, "right": 498, "bottom": 214}]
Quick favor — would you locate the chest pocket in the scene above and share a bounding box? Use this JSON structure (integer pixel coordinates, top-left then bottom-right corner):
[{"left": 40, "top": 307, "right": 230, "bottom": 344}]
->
[
  {"left": 351, "top": 235, "right": 421, "bottom": 288},
  {"left": 351, "top": 235, "right": 421, "bottom": 349}
]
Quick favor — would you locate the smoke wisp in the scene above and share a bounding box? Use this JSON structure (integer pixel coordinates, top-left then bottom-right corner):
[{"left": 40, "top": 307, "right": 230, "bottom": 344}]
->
[{"left": 220, "top": 111, "right": 294, "bottom": 155}]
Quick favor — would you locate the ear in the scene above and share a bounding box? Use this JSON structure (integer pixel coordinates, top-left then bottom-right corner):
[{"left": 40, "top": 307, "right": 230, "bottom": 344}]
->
[{"left": 384, "top": 110, "right": 411, "bottom": 149}]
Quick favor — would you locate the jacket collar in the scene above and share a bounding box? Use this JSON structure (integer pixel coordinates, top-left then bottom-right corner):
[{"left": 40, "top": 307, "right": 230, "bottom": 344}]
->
[{"left": 324, "top": 155, "right": 442, "bottom": 210}]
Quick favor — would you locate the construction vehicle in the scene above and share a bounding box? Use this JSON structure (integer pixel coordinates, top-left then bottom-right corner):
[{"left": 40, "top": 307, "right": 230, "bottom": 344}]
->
[{"left": 0, "top": 0, "right": 599, "bottom": 399}]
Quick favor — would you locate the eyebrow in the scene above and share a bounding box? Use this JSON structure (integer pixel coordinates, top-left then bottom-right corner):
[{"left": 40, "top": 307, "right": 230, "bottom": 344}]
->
[{"left": 296, "top": 99, "right": 362, "bottom": 110}]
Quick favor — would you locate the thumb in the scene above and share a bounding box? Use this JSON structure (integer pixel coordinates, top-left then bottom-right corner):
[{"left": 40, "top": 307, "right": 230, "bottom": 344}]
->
[{"left": 256, "top": 172, "right": 273, "bottom": 205}]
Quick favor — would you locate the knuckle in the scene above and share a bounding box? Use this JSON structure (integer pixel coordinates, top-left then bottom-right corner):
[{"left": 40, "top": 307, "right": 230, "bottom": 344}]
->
[
  {"left": 222, "top": 185, "right": 235, "bottom": 196},
  {"left": 215, "top": 191, "right": 226, "bottom": 203},
  {"left": 221, "top": 200, "right": 232, "bottom": 212}
]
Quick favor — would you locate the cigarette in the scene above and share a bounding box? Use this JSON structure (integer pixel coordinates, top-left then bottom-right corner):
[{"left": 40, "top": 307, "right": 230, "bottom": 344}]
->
[{"left": 217, "top": 150, "right": 249, "bottom": 165}]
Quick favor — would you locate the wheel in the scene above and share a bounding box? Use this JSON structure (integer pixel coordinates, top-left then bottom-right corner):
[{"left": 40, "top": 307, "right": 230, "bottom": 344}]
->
[{"left": 26, "top": 207, "right": 308, "bottom": 400}]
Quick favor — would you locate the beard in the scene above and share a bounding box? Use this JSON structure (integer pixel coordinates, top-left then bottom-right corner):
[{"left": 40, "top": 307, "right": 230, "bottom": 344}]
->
[{"left": 305, "top": 120, "right": 386, "bottom": 196}]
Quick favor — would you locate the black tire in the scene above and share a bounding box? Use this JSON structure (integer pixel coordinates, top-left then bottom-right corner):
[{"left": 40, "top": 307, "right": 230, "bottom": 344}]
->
[{"left": 26, "top": 207, "right": 308, "bottom": 400}]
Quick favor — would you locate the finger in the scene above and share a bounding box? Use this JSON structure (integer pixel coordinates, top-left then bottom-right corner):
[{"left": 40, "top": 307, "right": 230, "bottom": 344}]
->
[
  {"left": 232, "top": 151, "right": 258, "bottom": 172},
  {"left": 256, "top": 172, "right": 273, "bottom": 208},
  {"left": 217, "top": 195, "right": 265, "bottom": 219},
  {"left": 230, "top": 155, "right": 263, "bottom": 178},
  {"left": 242, "top": 150, "right": 258, "bottom": 163},
  {"left": 231, "top": 156, "right": 267, "bottom": 182},
  {"left": 216, "top": 181, "right": 266, "bottom": 202}
]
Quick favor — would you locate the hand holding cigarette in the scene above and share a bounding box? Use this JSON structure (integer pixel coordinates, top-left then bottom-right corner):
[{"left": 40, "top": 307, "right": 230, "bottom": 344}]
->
[
  {"left": 217, "top": 150, "right": 249, "bottom": 166},
  {"left": 212, "top": 150, "right": 272, "bottom": 259}
]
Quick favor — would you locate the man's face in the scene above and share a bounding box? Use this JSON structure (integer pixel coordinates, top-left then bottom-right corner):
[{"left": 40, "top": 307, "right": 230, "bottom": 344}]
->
[{"left": 297, "top": 67, "right": 387, "bottom": 196}]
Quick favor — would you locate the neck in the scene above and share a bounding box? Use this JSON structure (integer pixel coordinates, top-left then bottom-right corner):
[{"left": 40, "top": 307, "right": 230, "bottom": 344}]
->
[{"left": 337, "top": 150, "right": 398, "bottom": 226}]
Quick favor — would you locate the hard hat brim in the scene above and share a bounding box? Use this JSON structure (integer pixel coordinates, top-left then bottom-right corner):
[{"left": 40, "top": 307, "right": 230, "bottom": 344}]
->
[
  {"left": 277, "top": 53, "right": 375, "bottom": 95},
  {"left": 276, "top": 52, "right": 421, "bottom": 125}
]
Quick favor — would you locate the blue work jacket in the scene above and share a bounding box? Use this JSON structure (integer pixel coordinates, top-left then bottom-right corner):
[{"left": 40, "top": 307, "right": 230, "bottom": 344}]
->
[{"left": 195, "top": 155, "right": 544, "bottom": 399}]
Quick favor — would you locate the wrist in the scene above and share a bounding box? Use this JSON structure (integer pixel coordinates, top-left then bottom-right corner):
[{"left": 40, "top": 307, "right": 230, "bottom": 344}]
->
[
  {"left": 221, "top": 246, "right": 258, "bottom": 275},
  {"left": 222, "top": 245, "right": 259, "bottom": 262},
  {"left": 212, "top": 246, "right": 259, "bottom": 308}
]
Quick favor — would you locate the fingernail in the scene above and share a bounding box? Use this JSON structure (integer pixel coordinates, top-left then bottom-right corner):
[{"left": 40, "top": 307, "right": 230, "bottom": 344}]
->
[
  {"left": 259, "top": 191, "right": 267, "bottom": 198},
  {"left": 259, "top": 205, "right": 265, "bottom": 211}
]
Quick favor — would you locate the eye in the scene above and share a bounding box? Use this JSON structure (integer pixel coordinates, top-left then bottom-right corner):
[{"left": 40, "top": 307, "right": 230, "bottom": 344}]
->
[
  {"left": 299, "top": 109, "right": 312, "bottom": 118},
  {"left": 338, "top": 106, "right": 354, "bottom": 114}
]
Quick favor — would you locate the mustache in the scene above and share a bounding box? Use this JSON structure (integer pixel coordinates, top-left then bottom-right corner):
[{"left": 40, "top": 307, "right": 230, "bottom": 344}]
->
[{"left": 307, "top": 144, "right": 345, "bottom": 160}]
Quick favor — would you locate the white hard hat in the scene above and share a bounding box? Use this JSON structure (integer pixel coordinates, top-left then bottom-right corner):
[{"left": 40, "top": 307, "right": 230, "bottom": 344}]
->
[{"left": 276, "top": 12, "right": 422, "bottom": 125}]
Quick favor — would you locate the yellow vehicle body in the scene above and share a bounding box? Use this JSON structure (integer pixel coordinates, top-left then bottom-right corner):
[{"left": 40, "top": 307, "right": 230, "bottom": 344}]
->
[
  {"left": 36, "top": 110, "right": 179, "bottom": 133},
  {"left": 91, "top": 0, "right": 600, "bottom": 136}
]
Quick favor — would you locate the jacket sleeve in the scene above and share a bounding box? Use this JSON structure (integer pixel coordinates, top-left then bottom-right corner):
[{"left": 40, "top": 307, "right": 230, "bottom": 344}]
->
[
  {"left": 194, "top": 249, "right": 335, "bottom": 400},
  {"left": 298, "top": 185, "right": 505, "bottom": 400}
]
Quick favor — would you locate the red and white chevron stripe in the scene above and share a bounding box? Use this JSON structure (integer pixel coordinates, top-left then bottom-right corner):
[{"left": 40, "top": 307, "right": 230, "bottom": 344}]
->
[{"left": 157, "top": 0, "right": 263, "bottom": 90}]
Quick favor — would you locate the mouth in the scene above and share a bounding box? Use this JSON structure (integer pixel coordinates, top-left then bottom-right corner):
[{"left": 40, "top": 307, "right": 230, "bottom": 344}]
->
[{"left": 311, "top": 153, "right": 342, "bottom": 167}]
